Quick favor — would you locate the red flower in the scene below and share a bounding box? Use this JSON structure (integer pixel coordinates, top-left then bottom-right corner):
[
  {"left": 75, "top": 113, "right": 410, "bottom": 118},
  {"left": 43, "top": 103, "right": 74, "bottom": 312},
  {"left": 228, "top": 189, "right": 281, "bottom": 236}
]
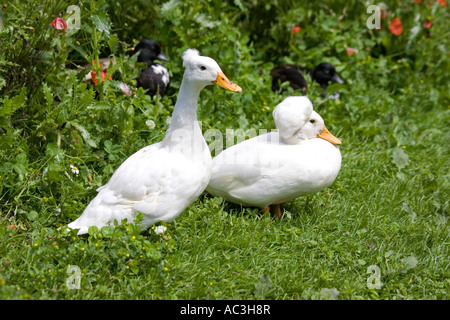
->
[
  {"left": 50, "top": 17, "right": 67, "bottom": 31},
  {"left": 292, "top": 26, "right": 301, "bottom": 35},
  {"left": 8, "top": 224, "right": 15, "bottom": 230},
  {"left": 423, "top": 20, "right": 433, "bottom": 28},
  {"left": 389, "top": 17, "right": 403, "bottom": 36},
  {"left": 436, "top": 0, "right": 446, "bottom": 6},
  {"left": 90, "top": 60, "right": 112, "bottom": 85},
  {"left": 346, "top": 47, "right": 359, "bottom": 56}
]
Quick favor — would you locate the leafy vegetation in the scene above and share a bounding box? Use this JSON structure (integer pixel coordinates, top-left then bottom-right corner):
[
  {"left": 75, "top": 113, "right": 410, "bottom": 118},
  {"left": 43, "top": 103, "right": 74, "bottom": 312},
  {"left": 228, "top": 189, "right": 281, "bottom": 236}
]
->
[{"left": 0, "top": 0, "right": 448, "bottom": 299}]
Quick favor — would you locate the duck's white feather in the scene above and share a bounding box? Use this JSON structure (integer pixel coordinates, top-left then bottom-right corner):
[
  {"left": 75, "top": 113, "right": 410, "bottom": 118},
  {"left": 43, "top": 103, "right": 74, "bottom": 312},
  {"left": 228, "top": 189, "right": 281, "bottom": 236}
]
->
[{"left": 151, "top": 64, "right": 170, "bottom": 85}]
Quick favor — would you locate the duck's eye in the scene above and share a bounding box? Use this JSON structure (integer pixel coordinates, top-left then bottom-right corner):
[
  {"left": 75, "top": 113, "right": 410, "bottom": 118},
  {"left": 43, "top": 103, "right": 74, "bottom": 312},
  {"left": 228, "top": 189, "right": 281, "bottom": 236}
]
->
[
  {"left": 200, "top": 66, "right": 207, "bottom": 71},
  {"left": 310, "top": 119, "right": 316, "bottom": 124}
]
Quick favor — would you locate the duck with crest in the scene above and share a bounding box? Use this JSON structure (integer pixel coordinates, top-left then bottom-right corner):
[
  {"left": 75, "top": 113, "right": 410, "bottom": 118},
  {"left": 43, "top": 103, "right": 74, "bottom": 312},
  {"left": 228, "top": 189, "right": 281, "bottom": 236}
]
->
[{"left": 206, "top": 96, "right": 342, "bottom": 218}]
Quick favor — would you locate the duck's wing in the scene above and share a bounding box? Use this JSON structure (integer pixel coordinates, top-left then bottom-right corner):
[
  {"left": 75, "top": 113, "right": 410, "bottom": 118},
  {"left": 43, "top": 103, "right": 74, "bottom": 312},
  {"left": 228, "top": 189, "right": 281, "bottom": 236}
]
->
[
  {"left": 68, "top": 142, "right": 172, "bottom": 233},
  {"left": 137, "top": 64, "right": 170, "bottom": 96},
  {"left": 207, "top": 137, "right": 342, "bottom": 208},
  {"left": 207, "top": 133, "right": 283, "bottom": 203},
  {"left": 98, "top": 143, "right": 167, "bottom": 199}
]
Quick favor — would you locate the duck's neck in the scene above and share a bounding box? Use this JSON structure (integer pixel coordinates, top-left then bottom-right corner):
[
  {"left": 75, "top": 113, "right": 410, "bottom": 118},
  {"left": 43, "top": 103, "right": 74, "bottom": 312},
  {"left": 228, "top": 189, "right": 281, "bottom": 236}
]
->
[
  {"left": 163, "top": 77, "right": 205, "bottom": 145},
  {"left": 280, "top": 128, "right": 308, "bottom": 145}
]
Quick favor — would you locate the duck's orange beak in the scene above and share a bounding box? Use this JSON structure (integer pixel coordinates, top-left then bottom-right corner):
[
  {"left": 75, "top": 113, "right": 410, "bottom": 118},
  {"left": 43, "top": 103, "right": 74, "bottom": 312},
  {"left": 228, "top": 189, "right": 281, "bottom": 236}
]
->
[
  {"left": 318, "top": 127, "right": 342, "bottom": 145},
  {"left": 213, "top": 72, "right": 242, "bottom": 93}
]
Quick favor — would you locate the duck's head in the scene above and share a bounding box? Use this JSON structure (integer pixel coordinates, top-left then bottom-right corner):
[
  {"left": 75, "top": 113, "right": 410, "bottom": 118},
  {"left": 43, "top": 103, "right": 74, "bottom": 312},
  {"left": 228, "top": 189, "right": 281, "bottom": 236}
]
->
[
  {"left": 273, "top": 96, "right": 341, "bottom": 146},
  {"left": 312, "top": 63, "right": 344, "bottom": 86},
  {"left": 181, "top": 49, "right": 242, "bottom": 92},
  {"left": 136, "top": 39, "right": 169, "bottom": 63}
]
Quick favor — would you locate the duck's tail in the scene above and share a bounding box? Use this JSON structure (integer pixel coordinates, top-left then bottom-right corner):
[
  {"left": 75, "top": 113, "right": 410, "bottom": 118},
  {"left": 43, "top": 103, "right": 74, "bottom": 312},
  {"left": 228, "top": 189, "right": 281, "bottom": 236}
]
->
[{"left": 67, "top": 190, "right": 135, "bottom": 235}]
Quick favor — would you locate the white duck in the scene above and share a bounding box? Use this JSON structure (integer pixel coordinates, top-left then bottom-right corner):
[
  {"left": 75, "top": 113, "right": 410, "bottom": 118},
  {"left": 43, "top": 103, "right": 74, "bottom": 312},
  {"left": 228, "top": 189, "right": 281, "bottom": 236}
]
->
[
  {"left": 68, "top": 49, "right": 242, "bottom": 235},
  {"left": 206, "top": 96, "right": 341, "bottom": 218}
]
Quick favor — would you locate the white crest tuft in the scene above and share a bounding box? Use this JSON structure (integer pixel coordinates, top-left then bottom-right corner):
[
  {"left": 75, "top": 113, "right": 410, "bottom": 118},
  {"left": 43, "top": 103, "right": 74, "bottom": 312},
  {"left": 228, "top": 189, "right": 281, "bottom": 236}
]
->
[
  {"left": 182, "top": 49, "right": 200, "bottom": 67},
  {"left": 273, "top": 96, "right": 314, "bottom": 142}
]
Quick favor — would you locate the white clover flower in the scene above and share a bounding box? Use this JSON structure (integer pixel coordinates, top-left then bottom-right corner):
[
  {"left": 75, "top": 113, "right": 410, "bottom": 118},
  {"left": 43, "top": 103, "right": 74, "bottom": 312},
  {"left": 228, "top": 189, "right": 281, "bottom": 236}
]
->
[
  {"left": 145, "top": 119, "right": 156, "bottom": 130},
  {"left": 154, "top": 225, "right": 167, "bottom": 235},
  {"left": 70, "top": 165, "right": 79, "bottom": 175}
]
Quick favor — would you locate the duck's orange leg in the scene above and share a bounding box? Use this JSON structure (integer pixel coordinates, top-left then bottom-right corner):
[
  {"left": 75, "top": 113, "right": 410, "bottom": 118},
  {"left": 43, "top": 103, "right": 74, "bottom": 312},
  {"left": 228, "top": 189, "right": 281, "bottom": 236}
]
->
[
  {"left": 273, "top": 204, "right": 282, "bottom": 219},
  {"left": 262, "top": 205, "right": 282, "bottom": 219}
]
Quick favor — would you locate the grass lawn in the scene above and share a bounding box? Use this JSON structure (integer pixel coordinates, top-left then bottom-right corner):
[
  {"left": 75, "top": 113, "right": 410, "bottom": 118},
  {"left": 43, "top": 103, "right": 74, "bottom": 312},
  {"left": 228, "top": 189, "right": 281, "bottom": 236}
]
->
[{"left": 0, "top": 0, "right": 448, "bottom": 300}]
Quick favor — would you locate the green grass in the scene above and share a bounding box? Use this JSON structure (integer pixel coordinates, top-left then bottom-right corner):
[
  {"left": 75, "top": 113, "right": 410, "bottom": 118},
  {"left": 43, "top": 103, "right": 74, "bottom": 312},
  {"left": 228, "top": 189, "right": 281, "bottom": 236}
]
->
[{"left": 0, "top": 0, "right": 449, "bottom": 299}]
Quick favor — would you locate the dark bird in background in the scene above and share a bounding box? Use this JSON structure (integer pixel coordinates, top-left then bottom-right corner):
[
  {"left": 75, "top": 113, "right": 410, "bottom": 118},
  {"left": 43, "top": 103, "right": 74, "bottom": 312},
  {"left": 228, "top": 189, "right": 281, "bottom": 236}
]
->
[
  {"left": 270, "top": 62, "right": 344, "bottom": 98},
  {"left": 135, "top": 39, "right": 170, "bottom": 97},
  {"left": 70, "top": 39, "right": 170, "bottom": 98}
]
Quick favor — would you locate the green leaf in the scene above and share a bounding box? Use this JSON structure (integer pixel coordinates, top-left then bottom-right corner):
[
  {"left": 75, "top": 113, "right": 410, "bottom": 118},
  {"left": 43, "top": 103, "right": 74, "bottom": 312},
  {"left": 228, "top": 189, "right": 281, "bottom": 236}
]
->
[
  {"left": 108, "top": 34, "right": 118, "bottom": 52},
  {"left": 9, "top": 153, "right": 29, "bottom": 180},
  {"left": 11, "top": 89, "right": 27, "bottom": 107},
  {"left": 145, "top": 247, "right": 162, "bottom": 260},
  {"left": 42, "top": 82, "right": 52, "bottom": 108},
  {"left": 0, "top": 90, "right": 27, "bottom": 117},
  {"left": 104, "top": 140, "right": 123, "bottom": 161},
  {"left": 26, "top": 210, "right": 39, "bottom": 221},
  {"left": 77, "top": 89, "right": 96, "bottom": 110},
  {"left": 67, "top": 121, "right": 98, "bottom": 148},
  {"left": 101, "top": 226, "right": 114, "bottom": 238},
  {"left": 401, "top": 255, "right": 418, "bottom": 271},
  {"left": 45, "top": 143, "right": 64, "bottom": 158},
  {"left": 0, "top": 76, "right": 5, "bottom": 90},
  {"left": 406, "top": 25, "right": 421, "bottom": 53},
  {"left": 44, "top": 164, "right": 64, "bottom": 182},
  {"left": 391, "top": 147, "right": 409, "bottom": 170},
  {"left": 67, "top": 41, "right": 90, "bottom": 61},
  {"left": 393, "top": 125, "right": 410, "bottom": 146},
  {"left": 91, "top": 12, "right": 112, "bottom": 36},
  {"left": 87, "top": 101, "right": 110, "bottom": 111},
  {"left": 0, "top": 97, "right": 12, "bottom": 117},
  {"left": 88, "top": 225, "right": 99, "bottom": 235}
]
